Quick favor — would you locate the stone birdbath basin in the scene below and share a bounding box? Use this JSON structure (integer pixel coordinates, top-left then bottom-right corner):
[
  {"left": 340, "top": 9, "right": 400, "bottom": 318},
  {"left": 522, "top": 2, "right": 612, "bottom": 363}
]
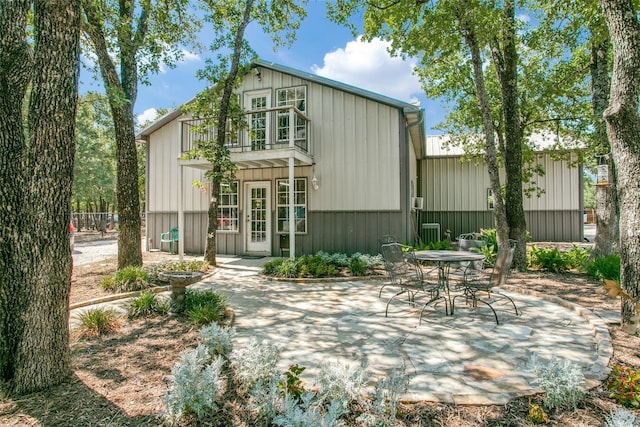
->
[{"left": 159, "top": 271, "right": 204, "bottom": 314}]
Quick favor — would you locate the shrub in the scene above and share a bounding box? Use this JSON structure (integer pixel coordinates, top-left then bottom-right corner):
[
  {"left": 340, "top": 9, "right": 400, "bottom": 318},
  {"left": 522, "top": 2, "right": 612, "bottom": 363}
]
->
[
  {"left": 77, "top": 307, "right": 121, "bottom": 338},
  {"left": 314, "top": 361, "right": 368, "bottom": 408},
  {"left": 101, "top": 266, "right": 152, "bottom": 292},
  {"left": 358, "top": 367, "right": 408, "bottom": 426},
  {"left": 263, "top": 257, "right": 286, "bottom": 275},
  {"left": 230, "top": 338, "right": 281, "bottom": 390},
  {"left": 198, "top": 323, "right": 235, "bottom": 357},
  {"left": 562, "top": 245, "right": 591, "bottom": 272},
  {"left": 604, "top": 407, "right": 639, "bottom": 427},
  {"left": 185, "top": 290, "right": 227, "bottom": 325},
  {"left": 248, "top": 377, "right": 282, "bottom": 423},
  {"left": 349, "top": 256, "right": 368, "bottom": 276},
  {"left": 277, "top": 258, "right": 299, "bottom": 278},
  {"left": 278, "top": 364, "right": 306, "bottom": 401},
  {"left": 528, "top": 355, "right": 585, "bottom": 411},
  {"left": 273, "top": 394, "right": 347, "bottom": 427},
  {"left": 608, "top": 365, "right": 640, "bottom": 408},
  {"left": 587, "top": 255, "right": 621, "bottom": 281},
  {"left": 127, "top": 291, "right": 169, "bottom": 319},
  {"left": 529, "top": 246, "right": 567, "bottom": 273},
  {"left": 164, "top": 345, "right": 225, "bottom": 423}
]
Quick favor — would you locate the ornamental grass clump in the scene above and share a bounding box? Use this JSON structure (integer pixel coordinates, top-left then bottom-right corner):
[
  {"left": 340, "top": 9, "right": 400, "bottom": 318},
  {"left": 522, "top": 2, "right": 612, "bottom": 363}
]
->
[
  {"left": 77, "top": 307, "right": 122, "bottom": 338},
  {"left": 184, "top": 289, "right": 227, "bottom": 325},
  {"left": 164, "top": 344, "right": 225, "bottom": 424},
  {"left": 101, "top": 266, "right": 152, "bottom": 292},
  {"left": 127, "top": 291, "right": 168, "bottom": 319},
  {"left": 528, "top": 355, "right": 585, "bottom": 411}
]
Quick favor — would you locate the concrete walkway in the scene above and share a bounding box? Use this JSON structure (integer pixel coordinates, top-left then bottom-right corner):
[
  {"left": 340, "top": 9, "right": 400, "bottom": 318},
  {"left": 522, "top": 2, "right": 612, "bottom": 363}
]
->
[{"left": 70, "top": 256, "right": 613, "bottom": 405}]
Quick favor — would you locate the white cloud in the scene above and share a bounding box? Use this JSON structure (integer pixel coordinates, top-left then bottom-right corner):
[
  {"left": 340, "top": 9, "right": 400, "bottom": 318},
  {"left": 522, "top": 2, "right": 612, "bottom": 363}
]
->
[
  {"left": 311, "top": 37, "right": 422, "bottom": 103},
  {"left": 180, "top": 49, "right": 201, "bottom": 62},
  {"left": 137, "top": 108, "right": 159, "bottom": 126}
]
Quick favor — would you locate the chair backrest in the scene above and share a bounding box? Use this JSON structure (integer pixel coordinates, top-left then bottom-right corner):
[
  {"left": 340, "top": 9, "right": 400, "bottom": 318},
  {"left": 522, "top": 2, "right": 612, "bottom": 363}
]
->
[
  {"left": 378, "top": 235, "right": 399, "bottom": 246},
  {"left": 490, "top": 240, "right": 516, "bottom": 286},
  {"left": 380, "top": 243, "right": 422, "bottom": 285},
  {"left": 170, "top": 227, "right": 179, "bottom": 239}
]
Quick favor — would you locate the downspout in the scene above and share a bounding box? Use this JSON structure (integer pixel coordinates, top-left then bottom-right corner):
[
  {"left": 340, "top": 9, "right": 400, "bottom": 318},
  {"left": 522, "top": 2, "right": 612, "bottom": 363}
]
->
[{"left": 404, "top": 107, "right": 425, "bottom": 245}]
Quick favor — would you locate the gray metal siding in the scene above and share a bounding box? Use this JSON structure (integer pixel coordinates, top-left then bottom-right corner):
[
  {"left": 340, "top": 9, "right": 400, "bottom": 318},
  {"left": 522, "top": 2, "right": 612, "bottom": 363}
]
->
[{"left": 420, "top": 210, "right": 582, "bottom": 242}]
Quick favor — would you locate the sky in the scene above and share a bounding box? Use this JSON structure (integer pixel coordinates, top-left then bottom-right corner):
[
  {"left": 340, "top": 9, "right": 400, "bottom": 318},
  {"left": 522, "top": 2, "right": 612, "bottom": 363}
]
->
[{"left": 80, "top": 1, "right": 447, "bottom": 134}]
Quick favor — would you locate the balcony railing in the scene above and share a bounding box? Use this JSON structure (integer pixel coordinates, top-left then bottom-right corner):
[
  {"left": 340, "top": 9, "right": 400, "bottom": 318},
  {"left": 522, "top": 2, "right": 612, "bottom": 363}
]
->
[{"left": 181, "top": 105, "right": 311, "bottom": 156}]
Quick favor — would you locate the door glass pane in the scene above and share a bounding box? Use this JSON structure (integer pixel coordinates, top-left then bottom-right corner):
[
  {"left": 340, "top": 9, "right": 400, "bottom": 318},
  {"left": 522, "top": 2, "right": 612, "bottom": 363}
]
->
[{"left": 251, "top": 188, "right": 267, "bottom": 242}]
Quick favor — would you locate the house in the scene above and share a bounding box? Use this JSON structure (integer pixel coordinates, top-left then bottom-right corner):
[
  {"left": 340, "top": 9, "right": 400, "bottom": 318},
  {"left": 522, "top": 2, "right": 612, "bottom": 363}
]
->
[
  {"left": 137, "top": 59, "right": 424, "bottom": 257},
  {"left": 137, "top": 60, "right": 583, "bottom": 258},
  {"left": 419, "top": 134, "right": 583, "bottom": 243}
]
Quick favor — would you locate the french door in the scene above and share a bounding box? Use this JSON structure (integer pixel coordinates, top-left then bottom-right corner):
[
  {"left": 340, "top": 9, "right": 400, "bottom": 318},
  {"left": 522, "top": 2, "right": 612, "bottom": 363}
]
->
[
  {"left": 245, "top": 182, "right": 271, "bottom": 253},
  {"left": 245, "top": 90, "right": 270, "bottom": 150}
]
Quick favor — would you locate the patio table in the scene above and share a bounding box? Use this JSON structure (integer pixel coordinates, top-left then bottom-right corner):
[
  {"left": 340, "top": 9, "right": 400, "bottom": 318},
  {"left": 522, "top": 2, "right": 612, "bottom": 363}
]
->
[{"left": 414, "top": 250, "right": 486, "bottom": 317}]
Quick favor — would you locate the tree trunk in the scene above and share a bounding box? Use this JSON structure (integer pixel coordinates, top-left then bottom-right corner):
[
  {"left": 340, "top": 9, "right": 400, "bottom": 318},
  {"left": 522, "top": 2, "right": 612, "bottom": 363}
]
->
[
  {"left": 0, "top": 0, "right": 32, "bottom": 388},
  {"left": 461, "top": 18, "right": 509, "bottom": 246},
  {"left": 598, "top": 0, "right": 640, "bottom": 331},
  {"left": 589, "top": 38, "right": 620, "bottom": 257},
  {"left": 1, "top": 0, "right": 80, "bottom": 394},
  {"left": 205, "top": 182, "right": 220, "bottom": 265},
  {"left": 82, "top": 0, "right": 142, "bottom": 269},
  {"left": 491, "top": 0, "right": 527, "bottom": 270}
]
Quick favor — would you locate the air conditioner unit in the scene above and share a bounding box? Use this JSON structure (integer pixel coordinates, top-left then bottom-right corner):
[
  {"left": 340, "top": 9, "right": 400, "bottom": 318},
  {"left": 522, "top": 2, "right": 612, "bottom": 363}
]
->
[{"left": 411, "top": 196, "right": 424, "bottom": 210}]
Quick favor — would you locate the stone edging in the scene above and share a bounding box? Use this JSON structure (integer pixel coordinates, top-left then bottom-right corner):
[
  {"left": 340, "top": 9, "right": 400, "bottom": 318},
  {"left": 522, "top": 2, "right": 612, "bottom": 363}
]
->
[{"left": 501, "top": 284, "right": 613, "bottom": 389}]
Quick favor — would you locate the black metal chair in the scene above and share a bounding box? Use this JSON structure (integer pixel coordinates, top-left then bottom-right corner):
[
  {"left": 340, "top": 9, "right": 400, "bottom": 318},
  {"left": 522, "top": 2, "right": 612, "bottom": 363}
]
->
[
  {"left": 452, "top": 239, "right": 519, "bottom": 324},
  {"left": 380, "top": 243, "right": 448, "bottom": 317}
]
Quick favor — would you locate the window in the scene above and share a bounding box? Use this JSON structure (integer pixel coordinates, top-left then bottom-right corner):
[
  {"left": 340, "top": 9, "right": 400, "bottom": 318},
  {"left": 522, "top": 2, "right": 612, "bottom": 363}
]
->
[
  {"left": 276, "top": 86, "right": 306, "bottom": 142},
  {"left": 217, "top": 182, "right": 239, "bottom": 232},
  {"left": 276, "top": 178, "right": 307, "bottom": 233}
]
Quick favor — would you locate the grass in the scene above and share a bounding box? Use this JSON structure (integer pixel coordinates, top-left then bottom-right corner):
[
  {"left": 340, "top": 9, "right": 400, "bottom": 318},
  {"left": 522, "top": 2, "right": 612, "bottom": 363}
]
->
[{"left": 76, "top": 307, "right": 122, "bottom": 338}]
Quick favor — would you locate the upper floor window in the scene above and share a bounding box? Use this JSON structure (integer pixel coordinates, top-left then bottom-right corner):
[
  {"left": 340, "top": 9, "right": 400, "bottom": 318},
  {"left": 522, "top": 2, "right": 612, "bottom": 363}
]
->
[
  {"left": 276, "top": 86, "right": 307, "bottom": 143},
  {"left": 276, "top": 178, "right": 307, "bottom": 233},
  {"left": 217, "top": 182, "right": 239, "bottom": 232}
]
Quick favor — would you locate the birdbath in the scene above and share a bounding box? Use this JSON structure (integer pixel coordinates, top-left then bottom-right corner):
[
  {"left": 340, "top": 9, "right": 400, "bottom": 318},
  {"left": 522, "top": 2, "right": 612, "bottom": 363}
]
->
[{"left": 159, "top": 271, "right": 204, "bottom": 314}]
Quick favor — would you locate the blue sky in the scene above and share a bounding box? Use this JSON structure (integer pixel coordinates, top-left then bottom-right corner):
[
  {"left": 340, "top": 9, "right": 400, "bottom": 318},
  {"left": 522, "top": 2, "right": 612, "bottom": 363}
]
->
[{"left": 81, "top": 2, "right": 446, "bottom": 134}]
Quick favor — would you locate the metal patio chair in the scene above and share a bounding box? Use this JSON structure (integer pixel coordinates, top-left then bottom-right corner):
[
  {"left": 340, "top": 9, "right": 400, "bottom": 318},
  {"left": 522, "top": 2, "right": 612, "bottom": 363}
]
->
[
  {"left": 452, "top": 239, "right": 519, "bottom": 324},
  {"left": 380, "top": 242, "right": 448, "bottom": 317}
]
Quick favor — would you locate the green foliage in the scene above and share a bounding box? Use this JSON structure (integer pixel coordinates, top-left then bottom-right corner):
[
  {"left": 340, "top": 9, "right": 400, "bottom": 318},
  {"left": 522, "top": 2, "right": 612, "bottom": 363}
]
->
[
  {"left": 529, "top": 355, "right": 585, "bottom": 411},
  {"left": 198, "top": 323, "right": 235, "bottom": 357},
  {"left": 587, "top": 255, "right": 621, "bottom": 281},
  {"left": 127, "top": 291, "right": 169, "bottom": 319},
  {"left": 164, "top": 345, "right": 225, "bottom": 423},
  {"left": 604, "top": 407, "right": 639, "bottom": 427},
  {"left": 607, "top": 365, "right": 640, "bottom": 408},
  {"left": 562, "top": 245, "right": 591, "bottom": 271},
  {"left": 529, "top": 246, "right": 568, "bottom": 273},
  {"left": 314, "top": 361, "right": 367, "bottom": 408},
  {"left": 77, "top": 308, "right": 121, "bottom": 338},
  {"left": 278, "top": 364, "right": 306, "bottom": 401},
  {"left": 185, "top": 290, "right": 227, "bottom": 325},
  {"left": 263, "top": 252, "right": 382, "bottom": 278},
  {"left": 101, "top": 266, "right": 152, "bottom": 293}
]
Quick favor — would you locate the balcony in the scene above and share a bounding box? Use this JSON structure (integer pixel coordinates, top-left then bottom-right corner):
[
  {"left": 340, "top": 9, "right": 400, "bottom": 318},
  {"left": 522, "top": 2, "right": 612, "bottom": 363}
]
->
[{"left": 179, "top": 105, "right": 313, "bottom": 170}]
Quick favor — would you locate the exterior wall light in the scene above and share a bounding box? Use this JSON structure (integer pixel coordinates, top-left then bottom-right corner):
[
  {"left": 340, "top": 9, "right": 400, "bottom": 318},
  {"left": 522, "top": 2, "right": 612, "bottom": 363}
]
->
[{"left": 311, "top": 175, "right": 319, "bottom": 190}]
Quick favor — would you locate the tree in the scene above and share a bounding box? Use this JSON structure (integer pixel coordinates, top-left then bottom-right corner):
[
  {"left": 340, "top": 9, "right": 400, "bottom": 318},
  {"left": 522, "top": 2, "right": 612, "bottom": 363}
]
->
[
  {"left": 185, "top": 0, "right": 306, "bottom": 265},
  {"left": 0, "top": 0, "right": 80, "bottom": 394},
  {"left": 597, "top": 0, "right": 640, "bottom": 331},
  {"left": 73, "top": 92, "right": 117, "bottom": 215},
  {"left": 81, "top": 0, "right": 199, "bottom": 269}
]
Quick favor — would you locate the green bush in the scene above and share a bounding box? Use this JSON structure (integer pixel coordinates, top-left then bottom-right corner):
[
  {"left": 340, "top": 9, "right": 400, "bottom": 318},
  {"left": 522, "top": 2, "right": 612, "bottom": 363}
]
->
[
  {"left": 77, "top": 307, "right": 121, "bottom": 338},
  {"left": 562, "top": 245, "right": 591, "bottom": 272},
  {"left": 127, "top": 291, "right": 169, "bottom": 319},
  {"left": 529, "top": 246, "right": 568, "bottom": 273},
  {"left": 185, "top": 290, "right": 227, "bottom": 325},
  {"left": 101, "top": 266, "right": 152, "bottom": 293},
  {"left": 263, "top": 258, "right": 286, "bottom": 275},
  {"left": 349, "top": 256, "right": 368, "bottom": 276},
  {"left": 607, "top": 365, "right": 640, "bottom": 408},
  {"left": 587, "top": 255, "right": 621, "bottom": 281}
]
